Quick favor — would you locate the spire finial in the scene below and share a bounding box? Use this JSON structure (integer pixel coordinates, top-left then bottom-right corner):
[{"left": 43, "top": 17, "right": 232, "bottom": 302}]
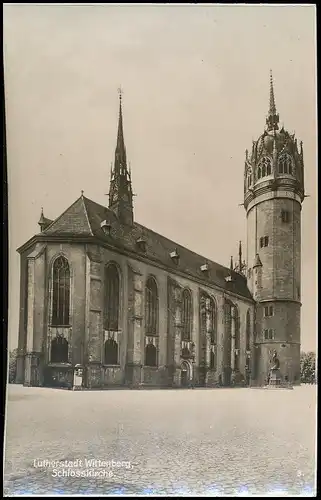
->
[
  {"left": 269, "top": 69, "right": 276, "bottom": 115},
  {"left": 266, "top": 70, "right": 279, "bottom": 131},
  {"left": 81, "top": 190, "right": 84, "bottom": 197},
  {"left": 239, "top": 241, "right": 242, "bottom": 272}
]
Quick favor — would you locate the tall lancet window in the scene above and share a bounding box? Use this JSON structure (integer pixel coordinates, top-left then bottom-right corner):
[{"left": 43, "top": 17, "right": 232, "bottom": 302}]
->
[
  {"left": 104, "top": 264, "right": 120, "bottom": 331},
  {"left": 246, "top": 309, "right": 251, "bottom": 351},
  {"left": 52, "top": 256, "right": 70, "bottom": 326},
  {"left": 145, "top": 277, "right": 158, "bottom": 335},
  {"left": 182, "top": 289, "right": 192, "bottom": 341}
]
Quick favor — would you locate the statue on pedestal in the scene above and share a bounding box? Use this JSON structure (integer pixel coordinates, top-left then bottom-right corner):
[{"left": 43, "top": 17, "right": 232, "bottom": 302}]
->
[{"left": 269, "top": 350, "right": 281, "bottom": 386}]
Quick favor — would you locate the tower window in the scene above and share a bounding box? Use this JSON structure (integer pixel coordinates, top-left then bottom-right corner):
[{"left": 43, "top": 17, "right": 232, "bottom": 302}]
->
[
  {"left": 264, "top": 306, "right": 274, "bottom": 317},
  {"left": 257, "top": 157, "right": 272, "bottom": 180},
  {"left": 264, "top": 329, "right": 274, "bottom": 340},
  {"left": 281, "top": 210, "right": 290, "bottom": 223},
  {"left": 278, "top": 154, "right": 293, "bottom": 175},
  {"left": 260, "top": 236, "right": 269, "bottom": 248}
]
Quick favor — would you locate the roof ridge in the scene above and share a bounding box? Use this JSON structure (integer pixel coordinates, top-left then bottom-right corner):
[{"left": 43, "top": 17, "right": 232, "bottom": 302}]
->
[{"left": 81, "top": 196, "right": 94, "bottom": 236}]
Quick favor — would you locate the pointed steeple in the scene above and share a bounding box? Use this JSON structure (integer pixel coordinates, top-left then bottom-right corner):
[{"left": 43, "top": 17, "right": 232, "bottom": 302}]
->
[
  {"left": 266, "top": 70, "right": 279, "bottom": 132},
  {"left": 238, "top": 241, "right": 242, "bottom": 271},
  {"left": 38, "top": 207, "right": 52, "bottom": 232},
  {"left": 108, "top": 88, "right": 134, "bottom": 226},
  {"left": 115, "top": 89, "right": 127, "bottom": 172}
]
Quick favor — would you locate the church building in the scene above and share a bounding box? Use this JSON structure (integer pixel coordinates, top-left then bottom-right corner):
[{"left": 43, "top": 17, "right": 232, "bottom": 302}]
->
[{"left": 16, "top": 73, "right": 305, "bottom": 388}]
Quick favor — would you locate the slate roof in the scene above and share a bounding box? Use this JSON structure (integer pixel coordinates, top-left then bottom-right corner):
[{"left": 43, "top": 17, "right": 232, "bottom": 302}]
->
[{"left": 32, "top": 195, "right": 253, "bottom": 300}]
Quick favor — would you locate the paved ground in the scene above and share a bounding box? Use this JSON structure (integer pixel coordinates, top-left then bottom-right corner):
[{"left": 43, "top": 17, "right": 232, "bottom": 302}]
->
[{"left": 4, "top": 384, "right": 316, "bottom": 496}]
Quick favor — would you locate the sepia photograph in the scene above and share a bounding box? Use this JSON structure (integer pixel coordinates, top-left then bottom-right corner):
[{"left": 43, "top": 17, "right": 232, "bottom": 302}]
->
[{"left": 3, "top": 3, "right": 317, "bottom": 496}]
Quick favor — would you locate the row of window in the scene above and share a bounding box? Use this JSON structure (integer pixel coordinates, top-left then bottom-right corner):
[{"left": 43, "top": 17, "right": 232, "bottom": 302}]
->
[
  {"left": 50, "top": 336, "right": 158, "bottom": 367},
  {"left": 49, "top": 258, "right": 217, "bottom": 342},
  {"left": 247, "top": 155, "right": 294, "bottom": 186},
  {"left": 48, "top": 258, "right": 251, "bottom": 357},
  {"left": 50, "top": 337, "right": 234, "bottom": 370}
]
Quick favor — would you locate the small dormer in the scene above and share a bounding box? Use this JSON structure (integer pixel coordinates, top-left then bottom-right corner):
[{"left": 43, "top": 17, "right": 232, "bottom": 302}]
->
[
  {"left": 136, "top": 237, "right": 147, "bottom": 252},
  {"left": 200, "top": 263, "right": 209, "bottom": 274},
  {"left": 100, "top": 220, "right": 112, "bottom": 236},
  {"left": 170, "top": 249, "right": 180, "bottom": 264}
]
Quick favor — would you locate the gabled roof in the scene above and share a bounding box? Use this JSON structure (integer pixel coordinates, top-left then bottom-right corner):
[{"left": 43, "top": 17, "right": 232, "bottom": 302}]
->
[{"left": 25, "top": 195, "right": 253, "bottom": 301}]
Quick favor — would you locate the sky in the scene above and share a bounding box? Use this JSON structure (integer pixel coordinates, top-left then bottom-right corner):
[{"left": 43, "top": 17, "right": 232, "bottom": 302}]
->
[{"left": 3, "top": 4, "right": 317, "bottom": 352}]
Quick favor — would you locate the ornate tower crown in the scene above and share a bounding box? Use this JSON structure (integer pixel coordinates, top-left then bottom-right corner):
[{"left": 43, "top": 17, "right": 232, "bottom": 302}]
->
[{"left": 243, "top": 70, "right": 305, "bottom": 206}]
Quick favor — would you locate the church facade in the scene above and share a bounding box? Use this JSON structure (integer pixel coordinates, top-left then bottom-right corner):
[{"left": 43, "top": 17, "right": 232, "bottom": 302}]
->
[{"left": 15, "top": 74, "right": 305, "bottom": 389}]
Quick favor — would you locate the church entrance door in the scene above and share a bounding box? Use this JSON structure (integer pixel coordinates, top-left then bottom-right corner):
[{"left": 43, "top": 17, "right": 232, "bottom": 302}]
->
[{"left": 181, "top": 361, "right": 191, "bottom": 388}]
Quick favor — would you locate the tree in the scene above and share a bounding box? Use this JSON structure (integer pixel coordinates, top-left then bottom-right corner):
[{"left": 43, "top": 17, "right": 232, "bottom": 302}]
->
[
  {"left": 300, "top": 351, "right": 316, "bottom": 384},
  {"left": 8, "top": 348, "right": 18, "bottom": 383}
]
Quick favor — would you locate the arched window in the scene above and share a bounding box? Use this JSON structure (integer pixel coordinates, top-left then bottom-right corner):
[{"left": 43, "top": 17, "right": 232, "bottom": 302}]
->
[
  {"left": 210, "top": 350, "right": 216, "bottom": 370},
  {"left": 104, "top": 338, "right": 118, "bottom": 365},
  {"left": 145, "top": 343, "right": 157, "bottom": 367},
  {"left": 278, "top": 154, "right": 293, "bottom": 175},
  {"left": 234, "top": 307, "right": 240, "bottom": 371},
  {"left": 145, "top": 277, "right": 158, "bottom": 335},
  {"left": 182, "top": 346, "right": 191, "bottom": 359},
  {"left": 200, "top": 294, "right": 216, "bottom": 343},
  {"left": 246, "top": 309, "right": 251, "bottom": 351},
  {"left": 52, "top": 256, "right": 70, "bottom": 326},
  {"left": 104, "top": 264, "right": 120, "bottom": 331},
  {"left": 51, "top": 335, "right": 69, "bottom": 363},
  {"left": 257, "top": 166, "right": 262, "bottom": 179},
  {"left": 246, "top": 168, "right": 252, "bottom": 189},
  {"left": 182, "top": 289, "right": 192, "bottom": 341},
  {"left": 257, "top": 157, "right": 272, "bottom": 180}
]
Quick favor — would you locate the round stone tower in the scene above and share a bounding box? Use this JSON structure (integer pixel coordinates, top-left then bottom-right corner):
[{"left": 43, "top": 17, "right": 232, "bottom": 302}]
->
[{"left": 244, "top": 71, "right": 305, "bottom": 386}]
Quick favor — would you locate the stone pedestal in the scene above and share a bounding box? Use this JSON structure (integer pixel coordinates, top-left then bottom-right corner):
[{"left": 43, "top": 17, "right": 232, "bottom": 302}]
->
[
  {"left": 125, "top": 363, "right": 142, "bottom": 388},
  {"left": 269, "top": 368, "right": 281, "bottom": 386}
]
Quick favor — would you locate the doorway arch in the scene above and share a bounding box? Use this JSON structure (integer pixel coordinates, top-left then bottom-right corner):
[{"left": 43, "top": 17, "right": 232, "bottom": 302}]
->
[{"left": 180, "top": 360, "right": 192, "bottom": 387}]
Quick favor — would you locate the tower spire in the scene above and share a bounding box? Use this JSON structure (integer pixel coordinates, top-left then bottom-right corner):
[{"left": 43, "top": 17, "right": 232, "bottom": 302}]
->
[
  {"left": 266, "top": 70, "right": 279, "bottom": 132},
  {"left": 108, "top": 88, "right": 134, "bottom": 226},
  {"left": 115, "top": 87, "right": 127, "bottom": 172},
  {"left": 238, "top": 240, "right": 242, "bottom": 271}
]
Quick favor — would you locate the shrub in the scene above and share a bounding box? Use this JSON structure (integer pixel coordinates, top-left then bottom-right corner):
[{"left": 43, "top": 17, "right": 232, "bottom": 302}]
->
[
  {"left": 300, "top": 351, "right": 316, "bottom": 384},
  {"left": 8, "top": 348, "right": 18, "bottom": 383}
]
